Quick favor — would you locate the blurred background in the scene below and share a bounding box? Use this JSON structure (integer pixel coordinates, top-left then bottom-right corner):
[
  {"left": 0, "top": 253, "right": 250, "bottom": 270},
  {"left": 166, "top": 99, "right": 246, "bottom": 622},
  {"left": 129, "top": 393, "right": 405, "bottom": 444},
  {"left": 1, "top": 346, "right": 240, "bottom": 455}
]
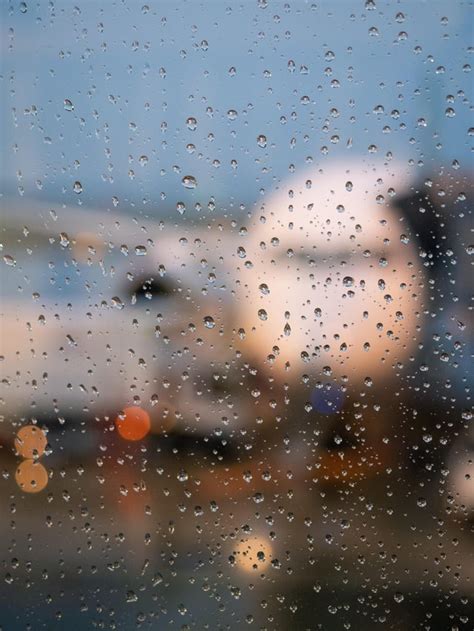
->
[{"left": 1, "top": 1, "right": 472, "bottom": 629}]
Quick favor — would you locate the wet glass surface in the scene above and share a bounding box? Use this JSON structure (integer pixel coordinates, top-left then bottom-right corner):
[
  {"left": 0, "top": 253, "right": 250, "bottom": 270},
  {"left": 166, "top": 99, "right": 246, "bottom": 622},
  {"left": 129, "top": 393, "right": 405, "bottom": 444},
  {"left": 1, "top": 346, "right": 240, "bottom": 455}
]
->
[{"left": 1, "top": 1, "right": 473, "bottom": 629}]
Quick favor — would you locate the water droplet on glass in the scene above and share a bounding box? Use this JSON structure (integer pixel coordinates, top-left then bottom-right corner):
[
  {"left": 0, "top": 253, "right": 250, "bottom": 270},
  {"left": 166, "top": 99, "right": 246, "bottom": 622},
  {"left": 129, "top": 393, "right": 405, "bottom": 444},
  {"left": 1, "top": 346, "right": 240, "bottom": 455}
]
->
[
  {"left": 3, "top": 255, "right": 16, "bottom": 267},
  {"left": 111, "top": 296, "right": 124, "bottom": 310},
  {"left": 177, "top": 469, "right": 189, "bottom": 482},
  {"left": 182, "top": 175, "right": 197, "bottom": 189},
  {"left": 59, "top": 232, "right": 70, "bottom": 247},
  {"left": 203, "top": 316, "right": 215, "bottom": 329}
]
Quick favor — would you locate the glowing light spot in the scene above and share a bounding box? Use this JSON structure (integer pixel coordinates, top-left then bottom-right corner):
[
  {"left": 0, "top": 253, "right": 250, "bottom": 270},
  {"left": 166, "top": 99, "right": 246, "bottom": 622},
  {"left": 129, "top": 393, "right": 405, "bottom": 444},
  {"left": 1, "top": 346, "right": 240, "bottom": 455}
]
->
[
  {"left": 234, "top": 536, "right": 272, "bottom": 572},
  {"left": 115, "top": 406, "right": 151, "bottom": 441},
  {"left": 14, "top": 425, "right": 47, "bottom": 459},
  {"left": 15, "top": 459, "right": 48, "bottom": 493}
]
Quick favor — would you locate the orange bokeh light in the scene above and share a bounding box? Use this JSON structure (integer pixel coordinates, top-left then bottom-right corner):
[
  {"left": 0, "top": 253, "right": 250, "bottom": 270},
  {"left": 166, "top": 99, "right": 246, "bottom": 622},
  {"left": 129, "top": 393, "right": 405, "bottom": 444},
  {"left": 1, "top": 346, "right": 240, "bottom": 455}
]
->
[
  {"left": 234, "top": 536, "right": 272, "bottom": 572},
  {"left": 14, "top": 425, "right": 47, "bottom": 459},
  {"left": 115, "top": 406, "right": 151, "bottom": 441},
  {"left": 15, "top": 459, "right": 48, "bottom": 493}
]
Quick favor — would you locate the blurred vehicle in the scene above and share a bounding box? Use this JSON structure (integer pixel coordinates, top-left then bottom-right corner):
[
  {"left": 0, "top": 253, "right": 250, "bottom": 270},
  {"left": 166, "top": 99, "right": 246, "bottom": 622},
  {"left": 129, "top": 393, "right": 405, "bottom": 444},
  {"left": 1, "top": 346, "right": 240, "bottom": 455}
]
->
[{"left": 2, "top": 163, "right": 468, "bottom": 501}]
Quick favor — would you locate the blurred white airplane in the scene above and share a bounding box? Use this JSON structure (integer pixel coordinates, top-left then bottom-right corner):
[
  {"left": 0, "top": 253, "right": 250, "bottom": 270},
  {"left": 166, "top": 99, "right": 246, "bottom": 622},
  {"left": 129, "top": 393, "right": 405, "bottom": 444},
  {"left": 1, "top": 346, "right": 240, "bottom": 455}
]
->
[
  {"left": 1, "top": 160, "right": 429, "bottom": 485},
  {"left": 223, "top": 161, "right": 429, "bottom": 485}
]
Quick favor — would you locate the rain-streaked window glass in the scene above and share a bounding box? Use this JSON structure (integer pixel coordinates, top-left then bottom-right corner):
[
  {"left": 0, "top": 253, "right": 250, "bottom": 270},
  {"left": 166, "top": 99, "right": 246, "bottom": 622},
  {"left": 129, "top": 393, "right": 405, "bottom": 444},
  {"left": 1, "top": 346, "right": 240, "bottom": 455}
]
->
[{"left": 1, "top": 1, "right": 472, "bottom": 629}]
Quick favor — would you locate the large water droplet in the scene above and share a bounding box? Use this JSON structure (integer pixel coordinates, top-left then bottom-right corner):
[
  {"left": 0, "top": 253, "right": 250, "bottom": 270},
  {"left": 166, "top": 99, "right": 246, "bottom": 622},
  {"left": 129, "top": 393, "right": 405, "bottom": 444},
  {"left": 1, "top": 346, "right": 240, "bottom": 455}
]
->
[
  {"left": 203, "top": 316, "right": 215, "bottom": 329},
  {"left": 182, "top": 175, "right": 197, "bottom": 189},
  {"left": 111, "top": 296, "right": 124, "bottom": 310},
  {"left": 59, "top": 232, "right": 70, "bottom": 247},
  {"left": 3, "top": 255, "right": 16, "bottom": 267}
]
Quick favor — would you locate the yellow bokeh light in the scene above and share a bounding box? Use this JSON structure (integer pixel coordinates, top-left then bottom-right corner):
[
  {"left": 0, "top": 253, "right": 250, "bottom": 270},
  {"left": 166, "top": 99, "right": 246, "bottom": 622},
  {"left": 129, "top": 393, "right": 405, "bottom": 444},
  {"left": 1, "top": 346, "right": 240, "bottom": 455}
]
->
[
  {"left": 15, "top": 459, "right": 48, "bottom": 493},
  {"left": 234, "top": 536, "right": 272, "bottom": 572},
  {"left": 14, "top": 425, "right": 47, "bottom": 459}
]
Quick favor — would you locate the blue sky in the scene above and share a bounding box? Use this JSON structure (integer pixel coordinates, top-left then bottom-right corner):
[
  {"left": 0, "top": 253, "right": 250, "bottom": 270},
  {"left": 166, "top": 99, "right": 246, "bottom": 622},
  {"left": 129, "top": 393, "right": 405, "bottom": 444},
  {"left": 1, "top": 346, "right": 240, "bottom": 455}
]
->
[{"left": 1, "top": 0, "right": 472, "bottom": 215}]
